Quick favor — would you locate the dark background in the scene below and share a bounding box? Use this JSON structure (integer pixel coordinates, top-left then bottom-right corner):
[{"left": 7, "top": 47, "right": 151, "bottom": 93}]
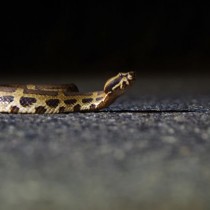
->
[{"left": 1, "top": 2, "right": 210, "bottom": 78}]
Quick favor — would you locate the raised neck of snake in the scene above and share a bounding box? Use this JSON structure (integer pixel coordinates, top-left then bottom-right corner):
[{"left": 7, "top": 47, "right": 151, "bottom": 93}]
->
[{"left": 95, "top": 71, "right": 135, "bottom": 110}]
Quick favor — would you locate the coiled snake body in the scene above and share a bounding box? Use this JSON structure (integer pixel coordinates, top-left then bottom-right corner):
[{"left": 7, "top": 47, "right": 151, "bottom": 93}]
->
[{"left": 0, "top": 72, "right": 135, "bottom": 114}]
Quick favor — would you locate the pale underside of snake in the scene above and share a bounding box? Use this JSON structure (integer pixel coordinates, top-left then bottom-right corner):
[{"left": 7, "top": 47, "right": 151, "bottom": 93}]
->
[{"left": 0, "top": 72, "right": 135, "bottom": 114}]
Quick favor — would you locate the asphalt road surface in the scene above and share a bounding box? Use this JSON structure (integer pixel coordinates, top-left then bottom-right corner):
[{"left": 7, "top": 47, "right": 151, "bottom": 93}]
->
[{"left": 0, "top": 75, "right": 210, "bottom": 210}]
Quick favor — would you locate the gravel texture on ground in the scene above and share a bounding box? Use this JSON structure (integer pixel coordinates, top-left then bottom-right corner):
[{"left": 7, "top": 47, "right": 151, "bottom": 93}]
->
[{"left": 0, "top": 76, "right": 210, "bottom": 210}]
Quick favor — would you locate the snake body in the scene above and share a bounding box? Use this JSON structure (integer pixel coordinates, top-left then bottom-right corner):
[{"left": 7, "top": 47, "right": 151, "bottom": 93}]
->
[{"left": 0, "top": 72, "right": 135, "bottom": 113}]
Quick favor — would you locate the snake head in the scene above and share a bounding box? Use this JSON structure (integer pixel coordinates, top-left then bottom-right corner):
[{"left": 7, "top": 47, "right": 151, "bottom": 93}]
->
[{"left": 104, "top": 71, "right": 135, "bottom": 94}]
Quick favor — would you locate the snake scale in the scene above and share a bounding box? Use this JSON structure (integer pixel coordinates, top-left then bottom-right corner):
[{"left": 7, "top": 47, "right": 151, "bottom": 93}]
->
[{"left": 0, "top": 72, "right": 135, "bottom": 114}]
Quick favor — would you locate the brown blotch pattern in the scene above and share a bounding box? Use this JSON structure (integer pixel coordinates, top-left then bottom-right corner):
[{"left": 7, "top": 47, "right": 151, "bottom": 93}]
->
[
  {"left": 10, "top": 106, "right": 19, "bottom": 113},
  {"left": 90, "top": 104, "right": 96, "bottom": 110},
  {"left": 73, "top": 104, "right": 81, "bottom": 112},
  {"left": 46, "top": 99, "right": 60, "bottom": 108},
  {"left": 20, "top": 97, "right": 37, "bottom": 107},
  {"left": 59, "top": 106, "right": 65, "bottom": 113},
  {"left": 95, "top": 97, "right": 104, "bottom": 101},
  {"left": 35, "top": 106, "right": 47, "bottom": 114},
  {"left": 64, "top": 99, "right": 77, "bottom": 105},
  {"left": 82, "top": 98, "right": 93, "bottom": 103},
  {"left": 0, "top": 95, "right": 14, "bottom": 103}
]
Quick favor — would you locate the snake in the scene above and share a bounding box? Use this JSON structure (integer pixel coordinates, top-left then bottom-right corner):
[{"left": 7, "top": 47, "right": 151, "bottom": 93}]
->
[{"left": 0, "top": 71, "right": 135, "bottom": 114}]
